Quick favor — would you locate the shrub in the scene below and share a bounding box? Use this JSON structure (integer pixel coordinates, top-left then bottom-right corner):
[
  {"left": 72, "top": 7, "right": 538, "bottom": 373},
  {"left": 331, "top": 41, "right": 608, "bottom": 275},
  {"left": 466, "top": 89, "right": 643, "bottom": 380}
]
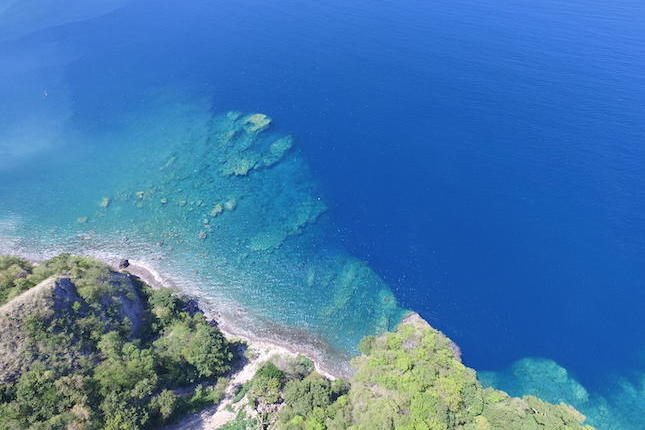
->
[{"left": 0, "top": 254, "right": 235, "bottom": 429}]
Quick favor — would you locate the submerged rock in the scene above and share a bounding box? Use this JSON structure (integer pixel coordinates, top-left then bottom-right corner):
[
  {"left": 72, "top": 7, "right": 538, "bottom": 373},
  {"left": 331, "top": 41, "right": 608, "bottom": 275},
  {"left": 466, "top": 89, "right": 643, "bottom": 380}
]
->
[
  {"left": 224, "top": 198, "right": 237, "bottom": 211},
  {"left": 221, "top": 156, "right": 257, "bottom": 176},
  {"left": 226, "top": 111, "right": 242, "bottom": 121},
  {"left": 213, "top": 113, "right": 294, "bottom": 177},
  {"left": 262, "top": 135, "right": 294, "bottom": 167},
  {"left": 210, "top": 203, "right": 224, "bottom": 217},
  {"left": 159, "top": 155, "right": 176, "bottom": 171},
  {"left": 249, "top": 230, "right": 287, "bottom": 252},
  {"left": 244, "top": 113, "right": 272, "bottom": 133},
  {"left": 99, "top": 197, "right": 111, "bottom": 208},
  {"left": 479, "top": 358, "right": 590, "bottom": 406}
]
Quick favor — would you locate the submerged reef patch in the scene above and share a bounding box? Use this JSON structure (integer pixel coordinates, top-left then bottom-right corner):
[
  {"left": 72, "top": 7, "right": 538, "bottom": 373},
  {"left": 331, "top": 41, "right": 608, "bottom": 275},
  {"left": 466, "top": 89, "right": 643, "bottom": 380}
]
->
[
  {"left": 0, "top": 96, "right": 406, "bottom": 366},
  {"left": 480, "top": 358, "right": 645, "bottom": 430},
  {"left": 244, "top": 112, "right": 272, "bottom": 132},
  {"left": 212, "top": 112, "right": 293, "bottom": 177},
  {"left": 0, "top": 95, "right": 638, "bottom": 428}
]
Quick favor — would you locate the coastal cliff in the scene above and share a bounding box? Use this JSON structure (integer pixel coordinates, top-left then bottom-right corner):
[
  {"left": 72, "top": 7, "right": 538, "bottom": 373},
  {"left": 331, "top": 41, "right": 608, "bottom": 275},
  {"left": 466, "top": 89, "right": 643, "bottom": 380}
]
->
[
  {"left": 0, "top": 254, "right": 234, "bottom": 429},
  {"left": 219, "top": 312, "right": 593, "bottom": 430},
  {"left": 0, "top": 255, "right": 594, "bottom": 429}
]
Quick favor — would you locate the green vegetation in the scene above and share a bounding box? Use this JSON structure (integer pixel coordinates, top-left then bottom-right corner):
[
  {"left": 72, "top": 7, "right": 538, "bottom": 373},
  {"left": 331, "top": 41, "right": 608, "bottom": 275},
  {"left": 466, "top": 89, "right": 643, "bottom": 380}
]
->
[
  {"left": 228, "top": 316, "right": 593, "bottom": 430},
  {"left": 220, "top": 410, "right": 258, "bottom": 430},
  {"left": 0, "top": 255, "right": 594, "bottom": 430},
  {"left": 0, "top": 256, "right": 48, "bottom": 305},
  {"left": 0, "top": 254, "right": 234, "bottom": 429},
  {"left": 338, "top": 316, "right": 592, "bottom": 430},
  {"left": 0, "top": 254, "right": 127, "bottom": 306}
]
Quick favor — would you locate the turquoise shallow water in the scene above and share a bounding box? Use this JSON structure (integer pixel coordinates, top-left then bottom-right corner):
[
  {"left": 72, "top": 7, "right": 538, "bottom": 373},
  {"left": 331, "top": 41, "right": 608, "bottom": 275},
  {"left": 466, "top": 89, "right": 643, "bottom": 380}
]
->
[
  {"left": 0, "top": 94, "right": 405, "bottom": 375},
  {"left": 3, "top": 93, "right": 641, "bottom": 429},
  {"left": 479, "top": 359, "right": 645, "bottom": 430},
  {"left": 1, "top": 1, "right": 645, "bottom": 428}
]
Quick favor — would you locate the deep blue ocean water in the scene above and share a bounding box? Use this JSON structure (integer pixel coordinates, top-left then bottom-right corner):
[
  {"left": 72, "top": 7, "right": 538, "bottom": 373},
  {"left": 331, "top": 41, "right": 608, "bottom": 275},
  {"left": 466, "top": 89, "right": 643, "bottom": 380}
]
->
[{"left": 1, "top": 0, "right": 644, "bottom": 428}]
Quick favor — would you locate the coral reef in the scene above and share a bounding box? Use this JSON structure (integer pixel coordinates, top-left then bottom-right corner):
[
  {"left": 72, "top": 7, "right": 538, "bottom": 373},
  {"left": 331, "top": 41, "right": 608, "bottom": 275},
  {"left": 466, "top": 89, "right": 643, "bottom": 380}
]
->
[
  {"left": 211, "top": 113, "right": 293, "bottom": 177},
  {"left": 244, "top": 113, "right": 272, "bottom": 133},
  {"left": 0, "top": 99, "right": 407, "bottom": 374},
  {"left": 480, "top": 358, "right": 645, "bottom": 430}
]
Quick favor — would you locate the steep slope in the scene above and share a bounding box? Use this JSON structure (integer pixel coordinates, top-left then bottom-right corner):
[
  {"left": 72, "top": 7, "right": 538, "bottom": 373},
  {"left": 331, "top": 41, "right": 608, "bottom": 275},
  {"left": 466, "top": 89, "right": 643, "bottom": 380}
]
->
[
  {"left": 223, "top": 314, "right": 594, "bottom": 430},
  {"left": 0, "top": 254, "right": 234, "bottom": 429},
  {"left": 0, "top": 276, "right": 78, "bottom": 383}
]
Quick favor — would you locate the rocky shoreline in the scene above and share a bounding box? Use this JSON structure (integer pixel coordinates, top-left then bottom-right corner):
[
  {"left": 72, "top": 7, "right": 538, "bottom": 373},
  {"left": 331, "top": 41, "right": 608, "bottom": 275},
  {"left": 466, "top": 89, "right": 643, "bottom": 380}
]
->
[
  {"left": 1, "top": 253, "right": 596, "bottom": 430},
  {"left": 114, "top": 258, "right": 342, "bottom": 381},
  {"left": 11, "top": 247, "right": 362, "bottom": 377},
  {"left": 13, "top": 253, "right": 340, "bottom": 429},
  {"left": 109, "top": 258, "right": 342, "bottom": 429}
]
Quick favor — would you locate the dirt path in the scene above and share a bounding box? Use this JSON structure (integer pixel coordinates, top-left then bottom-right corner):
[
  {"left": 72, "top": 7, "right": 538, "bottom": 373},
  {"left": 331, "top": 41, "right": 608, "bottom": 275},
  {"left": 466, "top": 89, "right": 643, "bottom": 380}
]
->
[{"left": 163, "top": 340, "right": 302, "bottom": 429}]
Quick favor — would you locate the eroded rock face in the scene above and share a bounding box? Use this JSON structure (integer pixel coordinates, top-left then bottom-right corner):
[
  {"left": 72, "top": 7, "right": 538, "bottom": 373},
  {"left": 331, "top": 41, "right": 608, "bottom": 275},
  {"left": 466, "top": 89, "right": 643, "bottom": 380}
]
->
[
  {"left": 51, "top": 277, "right": 82, "bottom": 312},
  {"left": 107, "top": 271, "right": 145, "bottom": 335},
  {"left": 13, "top": 269, "right": 28, "bottom": 279},
  {"left": 0, "top": 277, "right": 65, "bottom": 383},
  {"left": 0, "top": 271, "right": 145, "bottom": 383}
]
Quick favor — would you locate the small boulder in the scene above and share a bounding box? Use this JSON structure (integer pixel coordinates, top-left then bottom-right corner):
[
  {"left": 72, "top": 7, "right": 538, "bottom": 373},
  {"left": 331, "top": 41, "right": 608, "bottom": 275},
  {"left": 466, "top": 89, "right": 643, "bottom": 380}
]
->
[
  {"left": 224, "top": 198, "right": 237, "bottom": 211},
  {"left": 13, "top": 269, "right": 29, "bottom": 280},
  {"left": 210, "top": 203, "right": 224, "bottom": 217}
]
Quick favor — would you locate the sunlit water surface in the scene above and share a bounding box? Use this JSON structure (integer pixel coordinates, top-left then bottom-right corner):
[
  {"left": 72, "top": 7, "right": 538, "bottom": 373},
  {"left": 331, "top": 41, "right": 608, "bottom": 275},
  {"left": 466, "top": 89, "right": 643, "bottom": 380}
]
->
[{"left": 1, "top": 1, "right": 644, "bottom": 428}]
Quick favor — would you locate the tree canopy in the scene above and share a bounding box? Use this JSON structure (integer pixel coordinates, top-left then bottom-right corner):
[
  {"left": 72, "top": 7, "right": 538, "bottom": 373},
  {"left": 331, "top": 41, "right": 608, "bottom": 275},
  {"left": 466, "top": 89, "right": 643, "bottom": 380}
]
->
[{"left": 0, "top": 254, "right": 234, "bottom": 429}]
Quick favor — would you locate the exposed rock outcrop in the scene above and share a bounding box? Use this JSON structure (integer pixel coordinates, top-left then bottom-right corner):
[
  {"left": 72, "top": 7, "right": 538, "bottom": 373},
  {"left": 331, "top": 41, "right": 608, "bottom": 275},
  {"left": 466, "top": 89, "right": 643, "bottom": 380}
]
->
[
  {"left": 0, "top": 277, "right": 74, "bottom": 382},
  {"left": 0, "top": 271, "right": 144, "bottom": 383}
]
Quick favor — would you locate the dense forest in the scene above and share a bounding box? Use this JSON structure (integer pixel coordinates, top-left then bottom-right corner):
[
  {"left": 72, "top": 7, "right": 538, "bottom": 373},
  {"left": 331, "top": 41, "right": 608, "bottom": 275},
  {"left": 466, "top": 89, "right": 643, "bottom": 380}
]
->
[
  {"left": 0, "top": 255, "right": 593, "bottom": 429},
  {"left": 222, "top": 316, "right": 593, "bottom": 430}
]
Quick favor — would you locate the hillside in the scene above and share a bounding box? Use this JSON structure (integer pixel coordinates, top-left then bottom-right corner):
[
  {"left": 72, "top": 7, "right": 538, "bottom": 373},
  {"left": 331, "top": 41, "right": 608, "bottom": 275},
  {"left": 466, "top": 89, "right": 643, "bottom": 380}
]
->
[
  {"left": 0, "top": 254, "right": 234, "bottom": 429},
  {"left": 0, "top": 255, "right": 594, "bottom": 430},
  {"left": 221, "top": 315, "right": 594, "bottom": 430}
]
